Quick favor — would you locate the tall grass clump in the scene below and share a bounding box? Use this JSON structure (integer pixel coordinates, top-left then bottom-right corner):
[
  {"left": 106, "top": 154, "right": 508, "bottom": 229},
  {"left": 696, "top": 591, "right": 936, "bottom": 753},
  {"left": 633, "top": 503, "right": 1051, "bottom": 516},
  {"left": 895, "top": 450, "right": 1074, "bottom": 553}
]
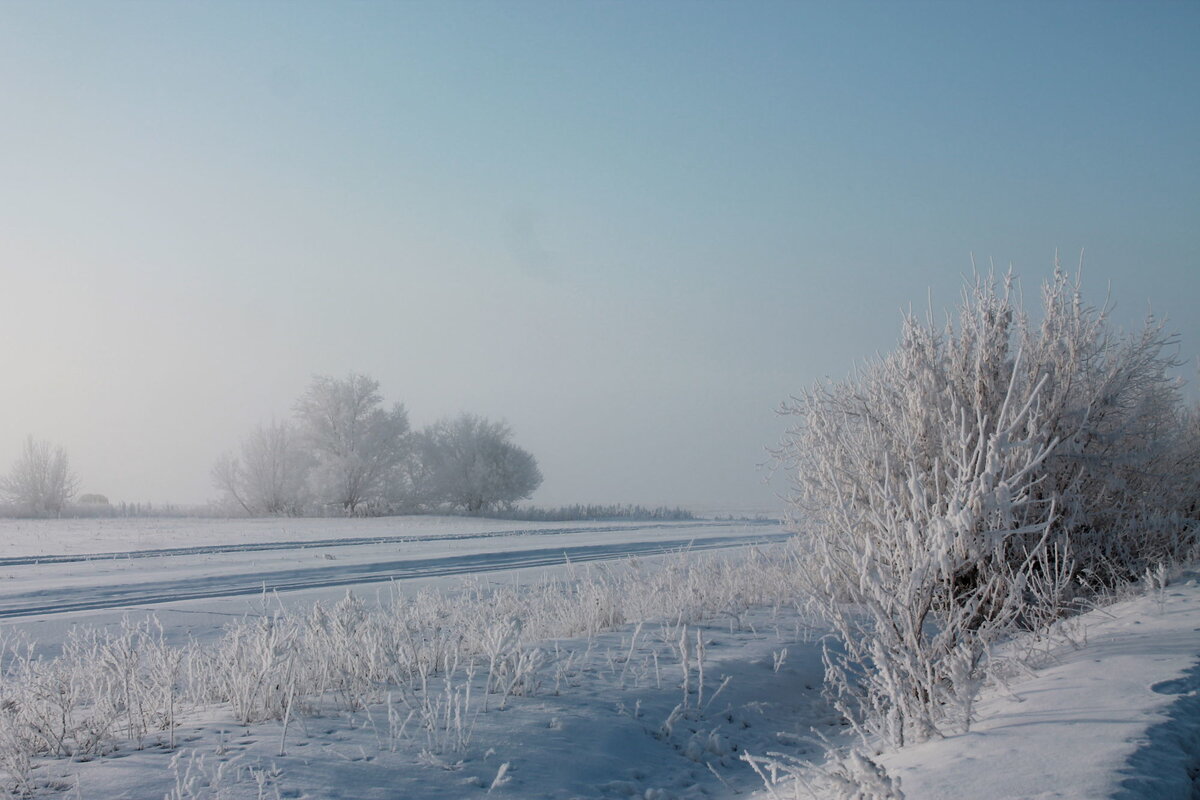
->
[
  {"left": 0, "top": 544, "right": 806, "bottom": 795},
  {"left": 776, "top": 264, "right": 1199, "bottom": 747}
]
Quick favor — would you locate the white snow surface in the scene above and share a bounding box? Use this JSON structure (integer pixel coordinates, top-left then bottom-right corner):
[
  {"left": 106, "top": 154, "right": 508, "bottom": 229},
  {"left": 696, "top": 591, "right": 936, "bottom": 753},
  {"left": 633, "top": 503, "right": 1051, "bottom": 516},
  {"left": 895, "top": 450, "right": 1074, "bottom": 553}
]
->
[
  {"left": 0, "top": 516, "right": 685, "bottom": 558},
  {"left": 879, "top": 578, "right": 1200, "bottom": 800},
  {"left": 3, "top": 517, "right": 1199, "bottom": 799}
]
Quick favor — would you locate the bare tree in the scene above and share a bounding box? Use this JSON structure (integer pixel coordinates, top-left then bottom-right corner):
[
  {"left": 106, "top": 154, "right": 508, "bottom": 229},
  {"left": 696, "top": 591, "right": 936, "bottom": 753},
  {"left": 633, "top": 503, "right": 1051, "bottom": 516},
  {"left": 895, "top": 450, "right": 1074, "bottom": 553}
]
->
[
  {"left": 212, "top": 420, "right": 312, "bottom": 515},
  {"left": 414, "top": 414, "right": 542, "bottom": 514},
  {"left": 1, "top": 436, "right": 80, "bottom": 517},
  {"left": 293, "top": 373, "right": 410, "bottom": 514}
]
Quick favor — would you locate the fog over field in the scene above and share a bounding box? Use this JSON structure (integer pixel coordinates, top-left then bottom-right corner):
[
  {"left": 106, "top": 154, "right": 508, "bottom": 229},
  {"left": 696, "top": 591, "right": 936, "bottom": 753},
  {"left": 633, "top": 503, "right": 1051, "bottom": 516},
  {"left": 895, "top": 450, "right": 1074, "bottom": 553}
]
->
[
  {"left": 1, "top": 1, "right": 1197, "bottom": 511},
  {"left": 1, "top": 5, "right": 1199, "bottom": 798}
]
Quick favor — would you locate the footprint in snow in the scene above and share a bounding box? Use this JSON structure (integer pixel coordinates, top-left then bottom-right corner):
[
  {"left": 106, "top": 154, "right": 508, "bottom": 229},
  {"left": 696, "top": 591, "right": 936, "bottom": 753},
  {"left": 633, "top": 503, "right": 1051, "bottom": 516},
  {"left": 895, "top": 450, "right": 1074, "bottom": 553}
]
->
[{"left": 1150, "top": 677, "right": 1197, "bottom": 695}]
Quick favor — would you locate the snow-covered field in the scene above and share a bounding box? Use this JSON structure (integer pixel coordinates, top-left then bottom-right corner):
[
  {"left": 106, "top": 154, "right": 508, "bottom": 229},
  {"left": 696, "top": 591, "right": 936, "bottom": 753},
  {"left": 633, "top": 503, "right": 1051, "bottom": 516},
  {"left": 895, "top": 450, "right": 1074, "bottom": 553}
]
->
[{"left": 2, "top": 517, "right": 1198, "bottom": 799}]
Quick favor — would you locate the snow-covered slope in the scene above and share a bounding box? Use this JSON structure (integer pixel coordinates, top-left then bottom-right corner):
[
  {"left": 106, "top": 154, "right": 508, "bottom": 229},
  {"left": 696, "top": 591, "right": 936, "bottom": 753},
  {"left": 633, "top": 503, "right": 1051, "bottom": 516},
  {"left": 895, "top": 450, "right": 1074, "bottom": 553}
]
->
[{"left": 878, "top": 577, "right": 1200, "bottom": 800}]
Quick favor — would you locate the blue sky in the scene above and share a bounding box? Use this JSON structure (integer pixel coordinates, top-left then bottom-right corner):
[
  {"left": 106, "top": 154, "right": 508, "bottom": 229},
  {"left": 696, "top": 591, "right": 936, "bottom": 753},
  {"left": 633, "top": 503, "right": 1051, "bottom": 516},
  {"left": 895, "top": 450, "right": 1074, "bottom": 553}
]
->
[{"left": 1, "top": 1, "right": 1197, "bottom": 508}]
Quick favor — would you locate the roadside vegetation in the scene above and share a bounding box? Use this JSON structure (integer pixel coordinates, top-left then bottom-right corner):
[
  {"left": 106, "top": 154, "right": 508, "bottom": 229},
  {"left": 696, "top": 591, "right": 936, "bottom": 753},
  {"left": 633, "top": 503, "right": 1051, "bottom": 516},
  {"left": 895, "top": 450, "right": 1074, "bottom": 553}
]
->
[
  {"left": 0, "top": 544, "right": 804, "bottom": 797},
  {"left": 753, "top": 265, "right": 1200, "bottom": 787}
]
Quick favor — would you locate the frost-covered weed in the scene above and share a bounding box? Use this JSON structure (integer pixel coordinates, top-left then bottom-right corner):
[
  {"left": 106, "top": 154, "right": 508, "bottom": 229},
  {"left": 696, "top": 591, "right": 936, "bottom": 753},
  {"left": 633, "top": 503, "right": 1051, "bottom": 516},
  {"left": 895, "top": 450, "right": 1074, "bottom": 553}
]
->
[
  {"left": 0, "top": 543, "right": 804, "bottom": 792},
  {"left": 164, "top": 749, "right": 283, "bottom": 800},
  {"left": 743, "top": 742, "right": 904, "bottom": 800}
]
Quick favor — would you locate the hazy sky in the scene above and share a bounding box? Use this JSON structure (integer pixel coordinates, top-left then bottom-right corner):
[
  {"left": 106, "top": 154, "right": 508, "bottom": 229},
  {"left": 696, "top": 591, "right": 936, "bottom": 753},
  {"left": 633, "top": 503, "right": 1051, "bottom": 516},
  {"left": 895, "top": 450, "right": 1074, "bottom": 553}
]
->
[{"left": 1, "top": 1, "right": 1197, "bottom": 511}]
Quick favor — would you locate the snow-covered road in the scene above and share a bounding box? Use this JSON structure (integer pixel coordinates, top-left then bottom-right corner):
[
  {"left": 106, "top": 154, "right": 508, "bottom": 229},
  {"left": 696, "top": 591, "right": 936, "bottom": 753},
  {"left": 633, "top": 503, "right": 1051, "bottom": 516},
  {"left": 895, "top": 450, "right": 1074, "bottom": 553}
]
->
[
  {"left": 0, "top": 516, "right": 786, "bottom": 656},
  {"left": 0, "top": 520, "right": 756, "bottom": 567},
  {"left": 0, "top": 529, "right": 787, "bottom": 619}
]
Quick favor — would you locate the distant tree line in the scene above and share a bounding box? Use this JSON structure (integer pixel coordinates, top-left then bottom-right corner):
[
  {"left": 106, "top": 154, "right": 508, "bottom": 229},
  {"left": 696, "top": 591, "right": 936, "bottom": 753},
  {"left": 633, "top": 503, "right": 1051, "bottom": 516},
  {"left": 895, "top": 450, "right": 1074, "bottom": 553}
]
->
[
  {"left": 212, "top": 373, "right": 543, "bottom": 517},
  {"left": 0, "top": 438, "right": 223, "bottom": 520},
  {"left": 0, "top": 499, "right": 201, "bottom": 520}
]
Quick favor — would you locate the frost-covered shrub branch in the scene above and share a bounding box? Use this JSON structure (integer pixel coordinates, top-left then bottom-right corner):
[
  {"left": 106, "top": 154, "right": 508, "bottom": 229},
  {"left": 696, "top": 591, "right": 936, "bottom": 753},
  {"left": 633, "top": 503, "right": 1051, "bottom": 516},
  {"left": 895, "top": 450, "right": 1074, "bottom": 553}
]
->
[{"left": 776, "top": 265, "right": 1198, "bottom": 747}]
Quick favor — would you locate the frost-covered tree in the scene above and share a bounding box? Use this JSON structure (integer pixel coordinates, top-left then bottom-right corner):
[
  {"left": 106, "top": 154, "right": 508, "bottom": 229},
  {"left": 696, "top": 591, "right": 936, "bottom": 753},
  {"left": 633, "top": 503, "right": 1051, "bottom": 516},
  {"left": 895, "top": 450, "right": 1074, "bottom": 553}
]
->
[
  {"left": 1, "top": 436, "right": 79, "bottom": 517},
  {"left": 212, "top": 420, "right": 312, "bottom": 516},
  {"left": 413, "top": 414, "right": 542, "bottom": 514},
  {"left": 293, "top": 373, "right": 410, "bottom": 514},
  {"left": 776, "top": 265, "right": 1194, "bottom": 746}
]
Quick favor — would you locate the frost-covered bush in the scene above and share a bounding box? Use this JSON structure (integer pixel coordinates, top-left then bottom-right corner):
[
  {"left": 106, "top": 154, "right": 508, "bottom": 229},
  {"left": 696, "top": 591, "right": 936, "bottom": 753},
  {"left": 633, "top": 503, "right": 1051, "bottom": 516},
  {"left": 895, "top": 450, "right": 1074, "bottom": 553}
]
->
[
  {"left": 777, "top": 266, "right": 1196, "bottom": 746},
  {"left": 1019, "top": 271, "right": 1195, "bottom": 577}
]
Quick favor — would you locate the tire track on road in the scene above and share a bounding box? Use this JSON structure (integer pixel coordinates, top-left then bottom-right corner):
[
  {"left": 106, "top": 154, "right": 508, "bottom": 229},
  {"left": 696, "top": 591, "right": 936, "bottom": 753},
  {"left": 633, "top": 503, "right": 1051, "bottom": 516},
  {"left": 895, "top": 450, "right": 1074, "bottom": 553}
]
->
[{"left": 0, "top": 521, "right": 773, "bottom": 567}]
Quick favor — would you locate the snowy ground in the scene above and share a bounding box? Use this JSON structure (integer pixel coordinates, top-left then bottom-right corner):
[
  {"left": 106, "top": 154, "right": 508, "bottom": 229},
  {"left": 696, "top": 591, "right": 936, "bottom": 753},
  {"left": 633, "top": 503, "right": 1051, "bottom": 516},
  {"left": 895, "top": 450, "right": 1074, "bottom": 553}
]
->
[
  {"left": 880, "top": 576, "right": 1200, "bottom": 800},
  {"left": 33, "top": 607, "right": 835, "bottom": 800},
  {"left": 27, "top": 575, "right": 1200, "bottom": 800},
  {"left": 3, "top": 517, "right": 1199, "bottom": 799}
]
